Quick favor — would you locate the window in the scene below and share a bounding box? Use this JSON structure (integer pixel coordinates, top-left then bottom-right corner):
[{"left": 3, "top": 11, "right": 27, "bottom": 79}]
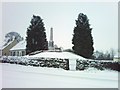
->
[
  {"left": 11, "top": 52, "right": 12, "bottom": 56},
  {"left": 19, "top": 51, "right": 22, "bottom": 56},
  {"left": 13, "top": 51, "right": 15, "bottom": 56},
  {"left": 17, "top": 51, "right": 19, "bottom": 56},
  {"left": 22, "top": 51, "right": 25, "bottom": 56}
]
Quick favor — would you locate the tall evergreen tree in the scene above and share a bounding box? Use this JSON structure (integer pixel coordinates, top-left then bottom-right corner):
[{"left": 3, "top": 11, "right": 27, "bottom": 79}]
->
[
  {"left": 26, "top": 15, "right": 48, "bottom": 55},
  {"left": 72, "top": 13, "right": 94, "bottom": 58}
]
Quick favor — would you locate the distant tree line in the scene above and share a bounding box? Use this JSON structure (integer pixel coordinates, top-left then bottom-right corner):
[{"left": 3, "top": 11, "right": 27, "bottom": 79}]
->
[
  {"left": 93, "top": 49, "right": 115, "bottom": 60},
  {"left": 64, "top": 48, "right": 116, "bottom": 60}
]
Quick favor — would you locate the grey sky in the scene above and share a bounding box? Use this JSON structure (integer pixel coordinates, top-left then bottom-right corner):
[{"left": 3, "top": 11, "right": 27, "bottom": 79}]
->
[{"left": 2, "top": 2, "right": 118, "bottom": 51}]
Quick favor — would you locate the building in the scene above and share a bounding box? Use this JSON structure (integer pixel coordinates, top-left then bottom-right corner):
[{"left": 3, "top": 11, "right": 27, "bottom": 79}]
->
[
  {"left": 114, "top": 55, "right": 120, "bottom": 62},
  {"left": 10, "top": 40, "right": 26, "bottom": 56},
  {"left": 2, "top": 39, "right": 18, "bottom": 56}
]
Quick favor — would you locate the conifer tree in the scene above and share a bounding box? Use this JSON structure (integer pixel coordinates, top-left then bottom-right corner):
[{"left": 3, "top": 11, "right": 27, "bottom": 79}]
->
[
  {"left": 72, "top": 13, "right": 94, "bottom": 58},
  {"left": 26, "top": 15, "right": 48, "bottom": 54}
]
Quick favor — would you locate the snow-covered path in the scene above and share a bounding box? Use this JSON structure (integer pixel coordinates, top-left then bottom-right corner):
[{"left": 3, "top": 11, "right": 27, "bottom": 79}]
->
[{"left": 0, "top": 63, "right": 118, "bottom": 88}]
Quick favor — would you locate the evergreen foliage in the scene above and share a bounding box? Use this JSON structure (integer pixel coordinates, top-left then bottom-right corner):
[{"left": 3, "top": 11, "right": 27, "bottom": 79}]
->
[
  {"left": 72, "top": 13, "right": 94, "bottom": 58},
  {"left": 26, "top": 15, "right": 48, "bottom": 55}
]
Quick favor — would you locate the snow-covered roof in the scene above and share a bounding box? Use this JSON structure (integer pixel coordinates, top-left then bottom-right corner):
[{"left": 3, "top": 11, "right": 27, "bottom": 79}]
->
[
  {"left": 1, "top": 39, "right": 15, "bottom": 50},
  {"left": 26, "top": 51, "right": 87, "bottom": 60},
  {"left": 10, "top": 40, "right": 26, "bottom": 50}
]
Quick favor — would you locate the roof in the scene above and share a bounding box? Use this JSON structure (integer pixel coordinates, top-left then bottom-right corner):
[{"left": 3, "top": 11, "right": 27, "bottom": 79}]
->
[
  {"left": 10, "top": 40, "right": 26, "bottom": 50},
  {"left": 0, "top": 39, "right": 15, "bottom": 50}
]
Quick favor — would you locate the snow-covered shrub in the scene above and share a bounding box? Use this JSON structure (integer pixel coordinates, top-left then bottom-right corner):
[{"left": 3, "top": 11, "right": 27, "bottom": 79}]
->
[
  {"left": 76, "top": 59, "right": 120, "bottom": 71},
  {"left": 26, "top": 58, "right": 69, "bottom": 70},
  {"left": 76, "top": 60, "right": 89, "bottom": 70},
  {"left": 1, "top": 56, "right": 29, "bottom": 66},
  {"left": 2, "top": 56, "right": 10, "bottom": 63},
  {"left": 102, "top": 62, "right": 120, "bottom": 71}
]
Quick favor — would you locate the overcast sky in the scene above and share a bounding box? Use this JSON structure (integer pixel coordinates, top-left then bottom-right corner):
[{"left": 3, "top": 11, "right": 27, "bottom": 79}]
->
[{"left": 2, "top": 2, "right": 118, "bottom": 51}]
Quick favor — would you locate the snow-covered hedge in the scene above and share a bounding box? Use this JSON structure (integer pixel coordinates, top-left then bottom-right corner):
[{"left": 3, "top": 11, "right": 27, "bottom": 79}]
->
[
  {"left": 76, "top": 59, "right": 120, "bottom": 71},
  {"left": 1, "top": 56, "right": 29, "bottom": 65},
  {"left": 0, "top": 56, "right": 69, "bottom": 70},
  {"left": 1, "top": 56, "right": 119, "bottom": 71},
  {"left": 28, "top": 58, "right": 69, "bottom": 70}
]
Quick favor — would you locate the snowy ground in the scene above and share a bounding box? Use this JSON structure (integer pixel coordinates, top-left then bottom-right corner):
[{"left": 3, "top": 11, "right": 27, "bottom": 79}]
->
[
  {"left": 25, "top": 51, "right": 86, "bottom": 59},
  {"left": 0, "top": 63, "right": 118, "bottom": 88}
]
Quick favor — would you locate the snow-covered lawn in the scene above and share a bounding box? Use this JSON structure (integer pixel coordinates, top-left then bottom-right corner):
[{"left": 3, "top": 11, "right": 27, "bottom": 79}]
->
[
  {"left": 0, "top": 63, "right": 118, "bottom": 88},
  {"left": 25, "top": 51, "right": 86, "bottom": 59}
]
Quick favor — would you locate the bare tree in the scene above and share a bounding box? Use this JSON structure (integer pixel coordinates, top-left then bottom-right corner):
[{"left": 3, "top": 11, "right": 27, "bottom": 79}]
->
[{"left": 110, "top": 48, "right": 115, "bottom": 60}]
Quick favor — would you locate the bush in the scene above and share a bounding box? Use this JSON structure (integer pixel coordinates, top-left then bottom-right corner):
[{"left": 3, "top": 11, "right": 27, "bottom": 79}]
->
[{"left": 76, "top": 59, "right": 120, "bottom": 71}]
